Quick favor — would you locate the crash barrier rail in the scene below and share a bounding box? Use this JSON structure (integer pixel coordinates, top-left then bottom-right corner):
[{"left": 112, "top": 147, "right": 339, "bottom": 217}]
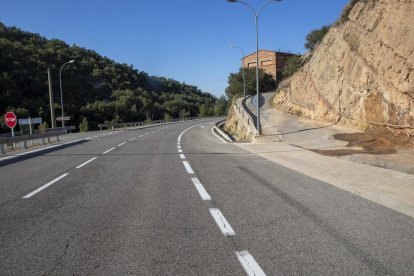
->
[
  {"left": 213, "top": 120, "right": 234, "bottom": 142},
  {"left": 97, "top": 116, "right": 223, "bottom": 131},
  {"left": 0, "top": 129, "right": 68, "bottom": 154},
  {"left": 234, "top": 96, "right": 257, "bottom": 135}
]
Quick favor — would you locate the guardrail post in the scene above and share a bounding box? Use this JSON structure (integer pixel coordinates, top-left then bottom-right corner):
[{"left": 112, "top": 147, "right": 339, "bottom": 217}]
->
[
  {"left": 57, "top": 135, "right": 60, "bottom": 141},
  {"left": 24, "top": 140, "right": 28, "bottom": 149},
  {"left": 0, "top": 144, "right": 4, "bottom": 154},
  {"left": 42, "top": 138, "right": 46, "bottom": 145}
]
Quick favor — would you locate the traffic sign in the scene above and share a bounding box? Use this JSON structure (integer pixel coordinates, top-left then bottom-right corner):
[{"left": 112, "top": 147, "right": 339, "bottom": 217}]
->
[
  {"left": 19, "top": 117, "right": 43, "bottom": 125},
  {"left": 56, "top": 116, "right": 70, "bottom": 121},
  {"left": 5, "top": 112, "right": 17, "bottom": 128}
]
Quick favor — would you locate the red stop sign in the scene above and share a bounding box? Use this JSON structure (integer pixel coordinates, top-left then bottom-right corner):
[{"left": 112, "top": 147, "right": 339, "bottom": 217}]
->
[{"left": 5, "top": 112, "right": 17, "bottom": 128}]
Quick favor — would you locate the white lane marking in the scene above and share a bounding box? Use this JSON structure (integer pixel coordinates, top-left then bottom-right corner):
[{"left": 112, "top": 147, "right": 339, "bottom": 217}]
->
[
  {"left": 211, "top": 127, "right": 226, "bottom": 143},
  {"left": 178, "top": 149, "right": 183, "bottom": 153},
  {"left": 179, "top": 154, "right": 185, "bottom": 159},
  {"left": 76, "top": 157, "right": 97, "bottom": 169},
  {"left": 177, "top": 145, "right": 181, "bottom": 149},
  {"left": 182, "top": 161, "right": 194, "bottom": 174},
  {"left": 85, "top": 136, "right": 93, "bottom": 139},
  {"left": 117, "top": 142, "right": 127, "bottom": 147},
  {"left": 209, "top": 208, "right": 235, "bottom": 236},
  {"left": 199, "top": 126, "right": 205, "bottom": 128},
  {"left": 191, "top": 178, "right": 211, "bottom": 200},
  {"left": 177, "top": 122, "right": 208, "bottom": 142},
  {"left": 129, "top": 137, "right": 137, "bottom": 141},
  {"left": 23, "top": 173, "right": 69, "bottom": 198},
  {"left": 139, "top": 134, "right": 144, "bottom": 137},
  {"left": 102, "top": 147, "right": 116, "bottom": 154},
  {"left": 235, "top": 251, "right": 266, "bottom": 276},
  {"left": 94, "top": 135, "right": 99, "bottom": 138}
]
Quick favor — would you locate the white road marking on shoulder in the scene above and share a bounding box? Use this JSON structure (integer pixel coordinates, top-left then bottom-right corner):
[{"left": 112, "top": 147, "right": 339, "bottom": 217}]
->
[
  {"left": 179, "top": 154, "right": 185, "bottom": 159},
  {"left": 117, "top": 142, "right": 127, "bottom": 147},
  {"left": 209, "top": 208, "right": 235, "bottom": 236},
  {"left": 23, "top": 173, "right": 69, "bottom": 198},
  {"left": 129, "top": 137, "right": 137, "bottom": 141},
  {"left": 76, "top": 157, "right": 97, "bottom": 169},
  {"left": 102, "top": 147, "right": 116, "bottom": 154},
  {"left": 182, "top": 161, "right": 194, "bottom": 174},
  {"left": 235, "top": 251, "right": 267, "bottom": 276},
  {"left": 191, "top": 178, "right": 211, "bottom": 200}
]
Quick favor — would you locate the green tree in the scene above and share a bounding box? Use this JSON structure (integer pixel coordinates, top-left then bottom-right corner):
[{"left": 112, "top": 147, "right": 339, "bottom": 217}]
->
[
  {"left": 282, "top": 56, "right": 303, "bottom": 78},
  {"left": 304, "top": 25, "right": 330, "bottom": 51},
  {"left": 79, "top": 117, "right": 89, "bottom": 132},
  {"left": 198, "top": 104, "right": 207, "bottom": 117},
  {"left": 225, "top": 67, "right": 276, "bottom": 101}
]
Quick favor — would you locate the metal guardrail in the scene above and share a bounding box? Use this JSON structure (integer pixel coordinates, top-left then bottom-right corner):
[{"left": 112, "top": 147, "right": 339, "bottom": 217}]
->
[
  {"left": 0, "top": 129, "right": 68, "bottom": 154},
  {"left": 213, "top": 120, "right": 234, "bottom": 142},
  {"left": 98, "top": 117, "right": 220, "bottom": 130}
]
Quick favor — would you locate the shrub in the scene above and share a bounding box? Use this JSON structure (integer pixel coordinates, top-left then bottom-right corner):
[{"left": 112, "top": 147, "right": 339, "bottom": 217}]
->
[{"left": 79, "top": 117, "right": 89, "bottom": 132}]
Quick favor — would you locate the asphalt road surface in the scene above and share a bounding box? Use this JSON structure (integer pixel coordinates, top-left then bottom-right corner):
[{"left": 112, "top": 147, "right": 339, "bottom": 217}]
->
[{"left": 1, "top": 119, "right": 413, "bottom": 275}]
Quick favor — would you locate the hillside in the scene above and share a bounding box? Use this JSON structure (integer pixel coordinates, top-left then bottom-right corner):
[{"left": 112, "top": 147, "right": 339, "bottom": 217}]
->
[
  {"left": 274, "top": 0, "right": 414, "bottom": 136},
  {"left": 0, "top": 22, "right": 227, "bottom": 132}
]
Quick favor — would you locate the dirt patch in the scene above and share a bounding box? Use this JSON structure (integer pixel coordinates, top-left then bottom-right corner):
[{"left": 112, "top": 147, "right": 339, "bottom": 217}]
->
[{"left": 313, "top": 126, "right": 414, "bottom": 156}]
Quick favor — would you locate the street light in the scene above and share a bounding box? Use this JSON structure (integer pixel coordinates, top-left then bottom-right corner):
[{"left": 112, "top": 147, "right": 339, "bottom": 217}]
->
[
  {"left": 59, "top": 60, "right": 75, "bottom": 127},
  {"left": 227, "top": 0, "right": 282, "bottom": 135},
  {"left": 230, "top": 44, "right": 247, "bottom": 98}
]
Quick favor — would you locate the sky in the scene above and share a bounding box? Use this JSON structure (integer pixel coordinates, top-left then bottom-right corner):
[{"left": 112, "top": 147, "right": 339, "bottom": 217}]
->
[{"left": 0, "top": 0, "right": 349, "bottom": 97}]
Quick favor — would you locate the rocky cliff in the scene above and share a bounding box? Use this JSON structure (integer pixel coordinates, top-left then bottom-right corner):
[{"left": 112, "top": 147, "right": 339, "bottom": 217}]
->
[{"left": 274, "top": 0, "right": 414, "bottom": 132}]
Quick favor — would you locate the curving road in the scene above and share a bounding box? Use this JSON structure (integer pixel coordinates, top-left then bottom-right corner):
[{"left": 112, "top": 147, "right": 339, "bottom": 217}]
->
[{"left": 1, "top": 119, "right": 413, "bottom": 275}]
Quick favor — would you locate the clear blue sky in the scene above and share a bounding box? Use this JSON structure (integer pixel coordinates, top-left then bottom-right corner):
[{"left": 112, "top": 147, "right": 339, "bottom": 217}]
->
[{"left": 0, "top": 0, "right": 349, "bottom": 97}]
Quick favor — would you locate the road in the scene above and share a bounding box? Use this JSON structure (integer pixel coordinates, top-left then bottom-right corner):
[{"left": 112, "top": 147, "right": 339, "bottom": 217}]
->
[{"left": 1, "top": 119, "right": 413, "bottom": 275}]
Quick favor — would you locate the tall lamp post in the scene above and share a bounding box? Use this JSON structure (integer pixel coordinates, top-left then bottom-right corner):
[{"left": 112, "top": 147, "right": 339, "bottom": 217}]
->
[
  {"left": 227, "top": 0, "right": 282, "bottom": 135},
  {"left": 59, "top": 60, "right": 75, "bottom": 127},
  {"left": 230, "top": 44, "right": 246, "bottom": 98}
]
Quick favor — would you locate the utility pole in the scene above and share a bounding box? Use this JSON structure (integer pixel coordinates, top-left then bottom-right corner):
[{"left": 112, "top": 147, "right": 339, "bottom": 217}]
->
[{"left": 48, "top": 68, "right": 56, "bottom": 128}]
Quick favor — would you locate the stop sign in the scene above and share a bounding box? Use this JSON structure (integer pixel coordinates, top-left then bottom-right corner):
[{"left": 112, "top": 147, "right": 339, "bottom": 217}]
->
[{"left": 5, "top": 112, "right": 17, "bottom": 128}]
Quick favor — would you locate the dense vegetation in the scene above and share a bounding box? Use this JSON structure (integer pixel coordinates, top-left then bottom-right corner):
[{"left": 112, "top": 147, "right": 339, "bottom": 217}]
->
[
  {"left": 0, "top": 22, "right": 227, "bottom": 133},
  {"left": 225, "top": 67, "right": 276, "bottom": 101},
  {"left": 304, "top": 25, "right": 330, "bottom": 51}
]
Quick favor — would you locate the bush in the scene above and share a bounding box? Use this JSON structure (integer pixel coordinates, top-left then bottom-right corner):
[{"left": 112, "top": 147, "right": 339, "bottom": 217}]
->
[
  {"left": 305, "top": 26, "right": 330, "bottom": 51},
  {"left": 79, "top": 117, "right": 89, "bottom": 132},
  {"left": 282, "top": 56, "right": 303, "bottom": 78}
]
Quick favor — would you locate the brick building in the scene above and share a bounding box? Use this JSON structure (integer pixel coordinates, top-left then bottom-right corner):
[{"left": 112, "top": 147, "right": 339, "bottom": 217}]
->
[{"left": 242, "top": 50, "right": 298, "bottom": 81}]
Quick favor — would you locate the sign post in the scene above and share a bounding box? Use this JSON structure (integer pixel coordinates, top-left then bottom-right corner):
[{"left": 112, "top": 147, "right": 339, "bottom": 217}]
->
[{"left": 5, "top": 112, "right": 17, "bottom": 149}]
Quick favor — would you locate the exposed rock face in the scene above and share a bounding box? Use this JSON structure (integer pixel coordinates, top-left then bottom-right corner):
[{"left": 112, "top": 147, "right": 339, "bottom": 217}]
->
[{"left": 274, "top": 0, "right": 414, "bottom": 130}]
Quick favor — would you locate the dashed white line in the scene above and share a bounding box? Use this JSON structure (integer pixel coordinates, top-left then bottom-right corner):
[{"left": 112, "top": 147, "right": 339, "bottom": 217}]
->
[
  {"left": 178, "top": 149, "right": 183, "bottom": 153},
  {"left": 209, "top": 208, "right": 235, "bottom": 236},
  {"left": 235, "top": 251, "right": 267, "bottom": 276},
  {"left": 76, "top": 157, "right": 97, "bottom": 169},
  {"left": 129, "top": 137, "right": 137, "bottom": 141},
  {"left": 85, "top": 136, "right": 93, "bottom": 139},
  {"left": 23, "top": 173, "right": 69, "bottom": 198},
  {"left": 102, "top": 147, "right": 116, "bottom": 154},
  {"left": 191, "top": 178, "right": 211, "bottom": 200},
  {"left": 117, "top": 142, "right": 127, "bottom": 147},
  {"left": 179, "top": 154, "right": 185, "bottom": 159},
  {"left": 139, "top": 135, "right": 144, "bottom": 137},
  {"left": 177, "top": 145, "right": 181, "bottom": 149},
  {"left": 182, "top": 161, "right": 194, "bottom": 174},
  {"left": 93, "top": 135, "right": 99, "bottom": 138}
]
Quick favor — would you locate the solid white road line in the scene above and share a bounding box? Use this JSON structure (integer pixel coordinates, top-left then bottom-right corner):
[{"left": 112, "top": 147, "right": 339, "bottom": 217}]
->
[
  {"left": 117, "top": 142, "right": 127, "bottom": 147},
  {"left": 129, "top": 137, "right": 137, "bottom": 141},
  {"left": 182, "top": 161, "right": 194, "bottom": 174},
  {"left": 0, "top": 139, "right": 85, "bottom": 162},
  {"left": 178, "top": 149, "right": 183, "bottom": 153},
  {"left": 23, "top": 173, "right": 69, "bottom": 198},
  {"left": 179, "top": 154, "right": 185, "bottom": 159},
  {"left": 209, "top": 208, "right": 235, "bottom": 236},
  {"left": 177, "top": 122, "right": 208, "bottom": 142},
  {"left": 191, "top": 178, "right": 211, "bottom": 200},
  {"left": 76, "top": 157, "right": 97, "bottom": 169},
  {"left": 235, "top": 251, "right": 266, "bottom": 276},
  {"left": 102, "top": 147, "right": 116, "bottom": 154}
]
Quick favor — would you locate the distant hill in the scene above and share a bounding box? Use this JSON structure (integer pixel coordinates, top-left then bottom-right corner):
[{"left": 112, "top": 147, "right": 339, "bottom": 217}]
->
[
  {"left": 0, "top": 22, "right": 227, "bottom": 132},
  {"left": 274, "top": 0, "right": 414, "bottom": 131}
]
